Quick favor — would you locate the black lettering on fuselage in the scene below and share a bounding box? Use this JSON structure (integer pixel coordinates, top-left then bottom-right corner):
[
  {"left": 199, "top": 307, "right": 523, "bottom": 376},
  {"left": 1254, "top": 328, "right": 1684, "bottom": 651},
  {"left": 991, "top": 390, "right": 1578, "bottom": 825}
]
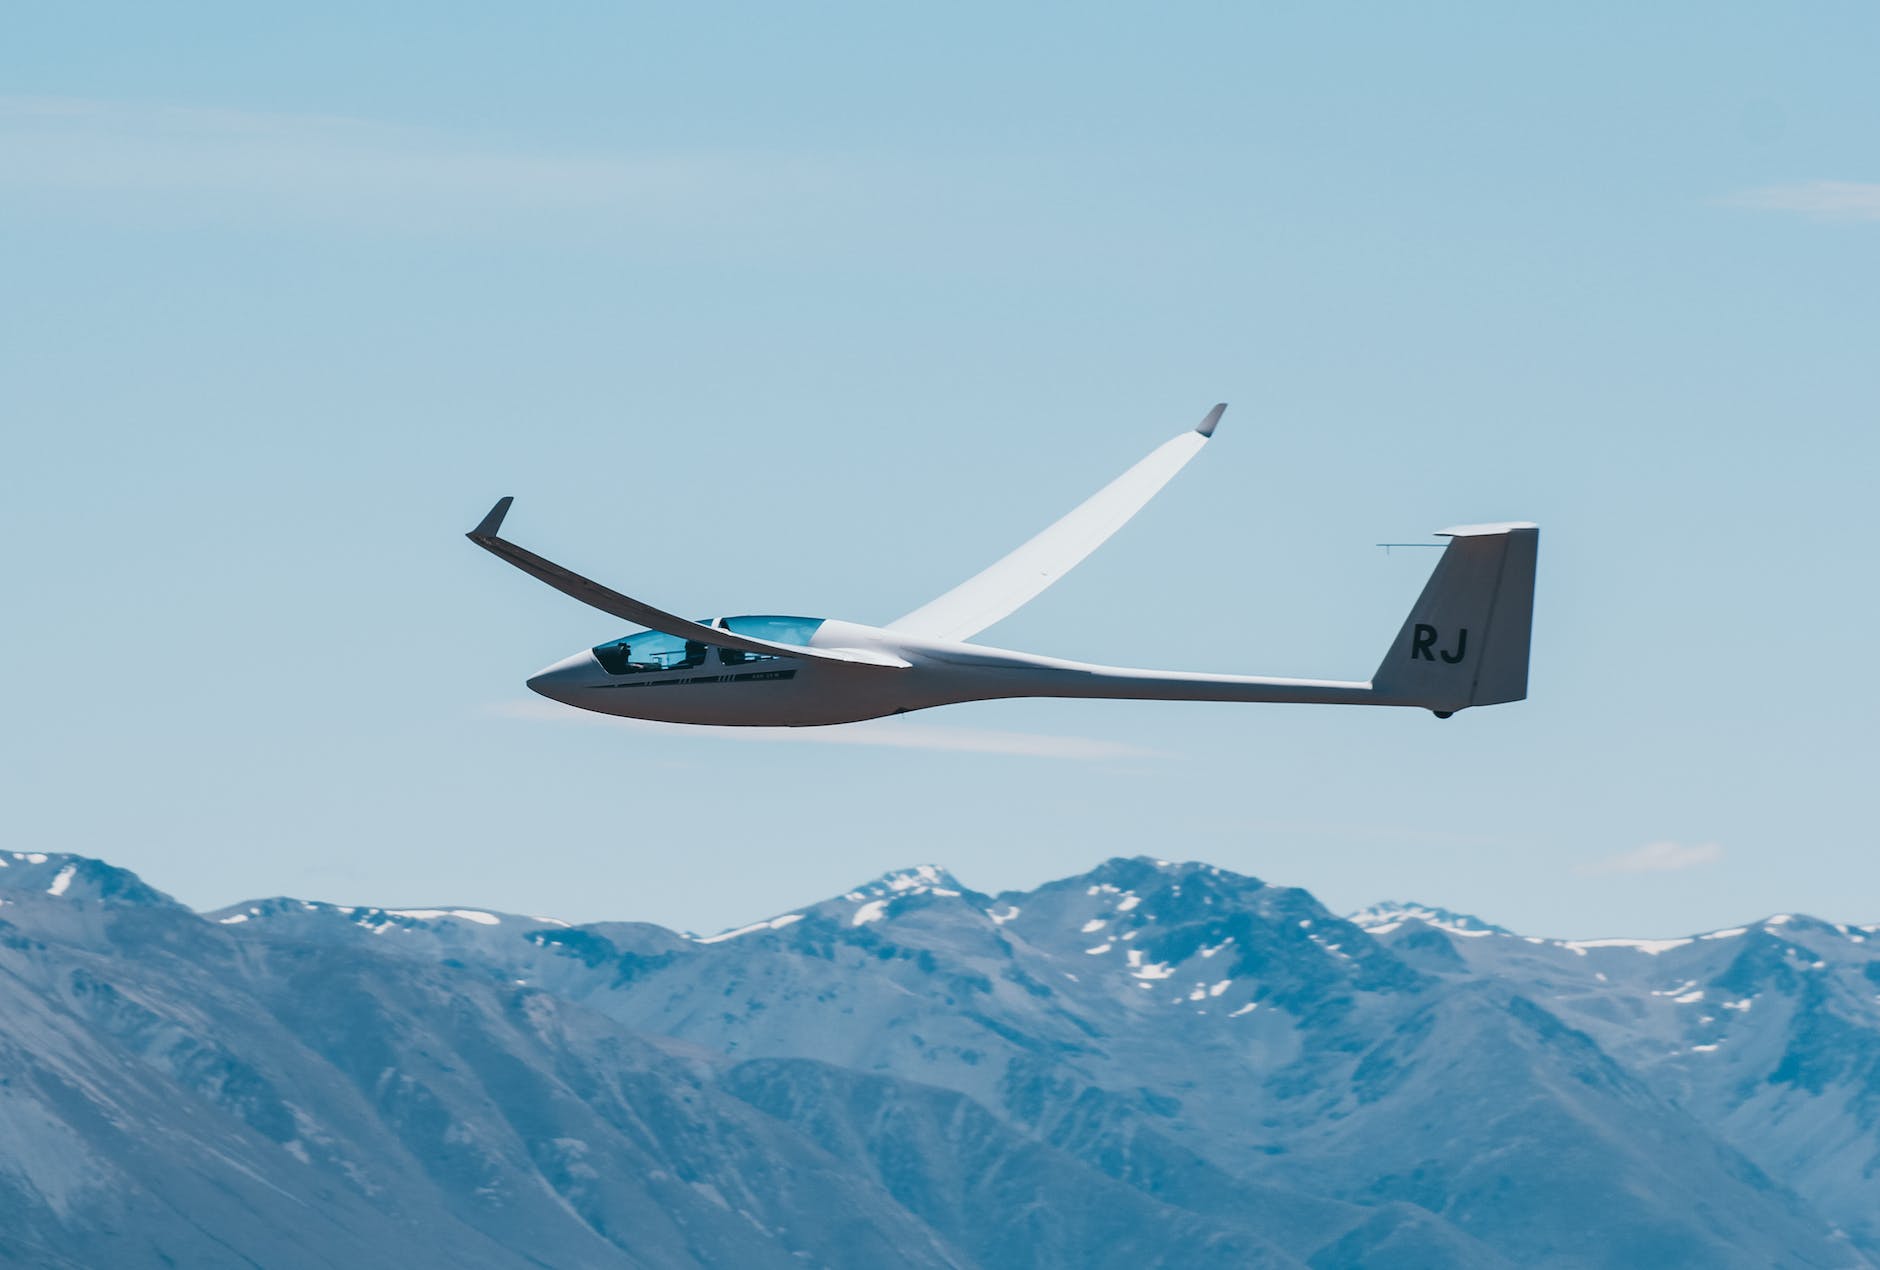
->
[{"left": 1440, "top": 628, "right": 1468, "bottom": 664}]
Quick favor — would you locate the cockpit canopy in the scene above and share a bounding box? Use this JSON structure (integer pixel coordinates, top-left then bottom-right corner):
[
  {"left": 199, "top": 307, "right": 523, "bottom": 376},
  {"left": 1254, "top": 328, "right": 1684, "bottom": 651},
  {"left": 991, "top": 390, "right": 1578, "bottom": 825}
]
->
[{"left": 591, "top": 615, "right": 825, "bottom": 676}]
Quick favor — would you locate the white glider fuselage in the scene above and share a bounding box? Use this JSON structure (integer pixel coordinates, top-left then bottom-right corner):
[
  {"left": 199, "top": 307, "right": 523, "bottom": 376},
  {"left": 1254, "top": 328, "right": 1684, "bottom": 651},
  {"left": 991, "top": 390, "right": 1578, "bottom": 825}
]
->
[{"left": 527, "top": 618, "right": 1403, "bottom": 727}]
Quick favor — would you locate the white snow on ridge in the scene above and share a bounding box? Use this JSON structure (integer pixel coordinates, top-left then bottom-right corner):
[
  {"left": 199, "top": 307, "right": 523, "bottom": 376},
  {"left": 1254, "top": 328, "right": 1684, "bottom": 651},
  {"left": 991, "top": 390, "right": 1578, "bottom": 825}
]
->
[
  {"left": 385, "top": 909, "right": 502, "bottom": 926},
  {"left": 696, "top": 913, "right": 805, "bottom": 944},
  {"left": 1117, "top": 894, "right": 1141, "bottom": 912},
  {"left": 1351, "top": 903, "right": 1870, "bottom": 954},
  {"left": 219, "top": 914, "right": 249, "bottom": 924},
  {"left": 1562, "top": 937, "right": 1693, "bottom": 956},
  {"left": 1309, "top": 934, "right": 1352, "bottom": 962},
  {"left": 988, "top": 905, "right": 1021, "bottom": 925},
  {"left": 851, "top": 900, "right": 888, "bottom": 927},
  {"left": 846, "top": 865, "right": 963, "bottom": 910},
  {"left": 1349, "top": 903, "right": 1499, "bottom": 939},
  {"left": 888, "top": 865, "right": 947, "bottom": 892},
  {"left": 47, "top": 865, "right": 76, "bottom": 897},
  {"left": 1080, "top": 919, "right": 1107, "bottom": 933}
]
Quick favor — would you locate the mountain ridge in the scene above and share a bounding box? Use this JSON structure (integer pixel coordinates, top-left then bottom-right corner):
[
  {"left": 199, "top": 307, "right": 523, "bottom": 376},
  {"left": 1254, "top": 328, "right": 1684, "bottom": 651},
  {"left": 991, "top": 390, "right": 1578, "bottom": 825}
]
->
[{"left": 2, "top": 847, "right": 1875, "bottom": 1267}]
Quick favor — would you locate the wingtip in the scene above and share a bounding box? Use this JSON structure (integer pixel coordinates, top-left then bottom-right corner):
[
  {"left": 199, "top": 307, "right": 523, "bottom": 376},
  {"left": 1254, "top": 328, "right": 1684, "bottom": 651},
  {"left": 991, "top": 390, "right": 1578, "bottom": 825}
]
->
[
  {"left": 1195, "top": 403, "right": 1227, "bottom": 437},
  {"left": 468, "top": 496, "right": 514, "bottom": 541}
]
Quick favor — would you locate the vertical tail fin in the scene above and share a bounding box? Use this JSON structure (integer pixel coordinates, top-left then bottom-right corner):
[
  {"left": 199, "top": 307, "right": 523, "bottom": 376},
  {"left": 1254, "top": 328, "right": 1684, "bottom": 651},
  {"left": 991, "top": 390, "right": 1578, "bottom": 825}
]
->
[{"left": 1371, "top": 523, "right": 1539, "bottom": 714}]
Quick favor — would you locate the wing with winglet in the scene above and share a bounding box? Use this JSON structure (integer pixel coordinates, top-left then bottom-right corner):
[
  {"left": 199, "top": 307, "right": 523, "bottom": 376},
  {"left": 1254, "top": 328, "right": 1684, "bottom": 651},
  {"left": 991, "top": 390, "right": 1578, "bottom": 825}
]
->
[
  {"left": 887, "top": 404, "right": 1226, "bottom": 643},
  {"left": 466, "top": 498, "right": 908, "bottom": 669}
]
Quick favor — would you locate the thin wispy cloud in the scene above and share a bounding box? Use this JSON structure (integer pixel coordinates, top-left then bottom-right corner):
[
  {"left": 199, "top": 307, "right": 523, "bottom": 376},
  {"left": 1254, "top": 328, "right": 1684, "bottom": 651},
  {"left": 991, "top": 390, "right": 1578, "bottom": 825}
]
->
[
  {"left": 1578, "top": 841, "right": 1723, "bottom": 876},
  {"left": 0, "top": 95, "right": 844, "bottom": 227},
  {"left": 1727, "top": 181, "right": 1880, "bottom": 222},
  {"left": 488, "top": 698, "right": 1162, "bottom": 761}
]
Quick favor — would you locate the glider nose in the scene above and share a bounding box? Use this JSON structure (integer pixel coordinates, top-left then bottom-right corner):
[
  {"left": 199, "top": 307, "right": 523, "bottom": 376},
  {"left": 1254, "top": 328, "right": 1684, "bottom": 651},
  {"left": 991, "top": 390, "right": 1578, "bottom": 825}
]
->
[{"left": 526, "top": 650, "right": 603, "bottom": 702}]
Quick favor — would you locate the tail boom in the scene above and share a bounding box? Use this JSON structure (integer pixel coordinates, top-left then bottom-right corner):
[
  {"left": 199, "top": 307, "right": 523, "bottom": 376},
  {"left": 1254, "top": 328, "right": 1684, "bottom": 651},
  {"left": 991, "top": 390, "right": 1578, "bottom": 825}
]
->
[{"left": 903, "top": 522, "right": 1538, "bottom": 716}]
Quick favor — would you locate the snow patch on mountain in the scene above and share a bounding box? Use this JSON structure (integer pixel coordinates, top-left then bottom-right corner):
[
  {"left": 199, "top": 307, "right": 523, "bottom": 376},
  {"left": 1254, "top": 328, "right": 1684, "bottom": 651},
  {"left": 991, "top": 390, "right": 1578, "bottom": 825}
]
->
[
  {"left": 385, "top": 908, "right": 502, "bottom": 925},
  {"left": 695, "top": 912, "right": 806, "bottom": 943},
  {"left": 1349, "top": 902, "right": 1508, "bottom": 938},
  {"left": 1562, "top": 936, "right": 1695, "bottom": 956}
]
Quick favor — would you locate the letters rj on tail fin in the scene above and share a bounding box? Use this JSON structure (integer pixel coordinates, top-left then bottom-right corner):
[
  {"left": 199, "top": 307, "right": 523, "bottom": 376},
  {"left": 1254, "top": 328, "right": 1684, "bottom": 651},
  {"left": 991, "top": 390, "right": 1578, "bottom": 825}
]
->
[{"left": 1371, "top": 524, "right": 1540, "bottom": 715}]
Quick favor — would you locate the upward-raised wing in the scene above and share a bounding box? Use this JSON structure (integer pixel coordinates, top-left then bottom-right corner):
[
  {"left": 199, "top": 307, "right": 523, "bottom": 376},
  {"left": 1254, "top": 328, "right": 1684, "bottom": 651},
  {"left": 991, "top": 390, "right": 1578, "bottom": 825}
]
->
[
  {"left": 466, "top": 499, "right": 907, "bottom": 669},
  {"left": 887, "top": 405, "right": 1225, "bottom": 643}
]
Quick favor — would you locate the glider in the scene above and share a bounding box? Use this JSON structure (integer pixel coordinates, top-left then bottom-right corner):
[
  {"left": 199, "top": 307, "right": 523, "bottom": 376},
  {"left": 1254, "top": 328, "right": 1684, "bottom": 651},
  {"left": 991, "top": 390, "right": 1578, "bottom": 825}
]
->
[{"left": 469, "top": 406, "right": 1538, "bottom": 726}]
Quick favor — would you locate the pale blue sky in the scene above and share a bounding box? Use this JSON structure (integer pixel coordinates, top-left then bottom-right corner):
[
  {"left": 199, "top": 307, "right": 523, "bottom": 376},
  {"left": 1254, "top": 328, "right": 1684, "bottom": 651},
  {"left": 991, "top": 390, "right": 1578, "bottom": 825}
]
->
[{"left": 6, "top": 3, "right": 1876, "bottom": 938}]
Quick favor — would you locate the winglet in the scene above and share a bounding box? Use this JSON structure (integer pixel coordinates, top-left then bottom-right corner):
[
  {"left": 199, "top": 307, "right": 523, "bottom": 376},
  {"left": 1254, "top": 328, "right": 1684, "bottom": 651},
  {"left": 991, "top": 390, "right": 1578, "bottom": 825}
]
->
[
  {"left": 1195, "top": 403, "right": 1226, "bottom": 437},
  {"left": 469, "top": 496, "right": 514, "bottom": 542}
]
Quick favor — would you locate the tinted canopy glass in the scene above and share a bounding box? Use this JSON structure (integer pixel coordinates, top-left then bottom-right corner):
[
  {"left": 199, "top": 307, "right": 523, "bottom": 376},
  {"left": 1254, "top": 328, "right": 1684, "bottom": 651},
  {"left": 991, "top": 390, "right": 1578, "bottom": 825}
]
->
[
  {"left": 719, "top": 615, "right": 824, "bottom": 646},
  {"left": 591, "top": 616, "right": 824, "bottom": 676}
]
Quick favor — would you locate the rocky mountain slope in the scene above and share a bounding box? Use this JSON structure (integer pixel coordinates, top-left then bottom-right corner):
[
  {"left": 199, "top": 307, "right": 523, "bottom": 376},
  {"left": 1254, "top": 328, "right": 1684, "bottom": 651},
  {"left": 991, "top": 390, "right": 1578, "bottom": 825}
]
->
[{"left": 0, "top": 849, "right": 1873, "bottom": 1268}]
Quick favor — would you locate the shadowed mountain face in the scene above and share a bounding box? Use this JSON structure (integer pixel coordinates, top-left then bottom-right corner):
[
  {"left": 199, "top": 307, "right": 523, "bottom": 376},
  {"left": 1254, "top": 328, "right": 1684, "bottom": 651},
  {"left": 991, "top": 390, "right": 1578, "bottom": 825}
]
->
[{"left": 0, "top": 851, "right": 1873, "bottom": 1269}]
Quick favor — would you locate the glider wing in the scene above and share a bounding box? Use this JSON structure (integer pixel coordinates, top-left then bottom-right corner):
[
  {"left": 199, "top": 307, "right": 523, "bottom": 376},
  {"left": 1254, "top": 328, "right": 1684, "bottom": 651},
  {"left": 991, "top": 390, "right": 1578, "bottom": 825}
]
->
[
  {"left": 887, "top": 404, "right": 1225, "bottom": 643},
  {"left": 467, "top": 498, "right": 907, "bottom": 669}
]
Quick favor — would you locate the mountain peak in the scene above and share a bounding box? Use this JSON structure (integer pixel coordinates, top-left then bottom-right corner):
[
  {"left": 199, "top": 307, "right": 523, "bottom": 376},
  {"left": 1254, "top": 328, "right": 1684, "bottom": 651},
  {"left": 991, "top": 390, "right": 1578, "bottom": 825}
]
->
[
  {"left": 686, "top": 865, "right": 974, "bottom": 945},
  {"left": 847, "top": 863, "right": 967, "bottom": 898},
  {"left": 828, "top": 864, "right": 978, "bottom": 929},
  {"left": 0, "top": 851, "right": 178, "bottom": 908},
  {"left": 1005, "top": 856, "right": 1272, "bottom": 911},
  {"left": 1349, "top": 902, "right": 1511, "bottom": 939}
]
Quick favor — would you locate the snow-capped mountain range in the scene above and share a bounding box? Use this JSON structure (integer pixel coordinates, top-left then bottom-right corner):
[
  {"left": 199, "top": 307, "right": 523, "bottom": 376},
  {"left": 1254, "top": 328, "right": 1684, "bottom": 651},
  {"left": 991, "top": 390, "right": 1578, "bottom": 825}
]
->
[{"left": 1, "top": 848, "right": 1875, "bottom": 1268}]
